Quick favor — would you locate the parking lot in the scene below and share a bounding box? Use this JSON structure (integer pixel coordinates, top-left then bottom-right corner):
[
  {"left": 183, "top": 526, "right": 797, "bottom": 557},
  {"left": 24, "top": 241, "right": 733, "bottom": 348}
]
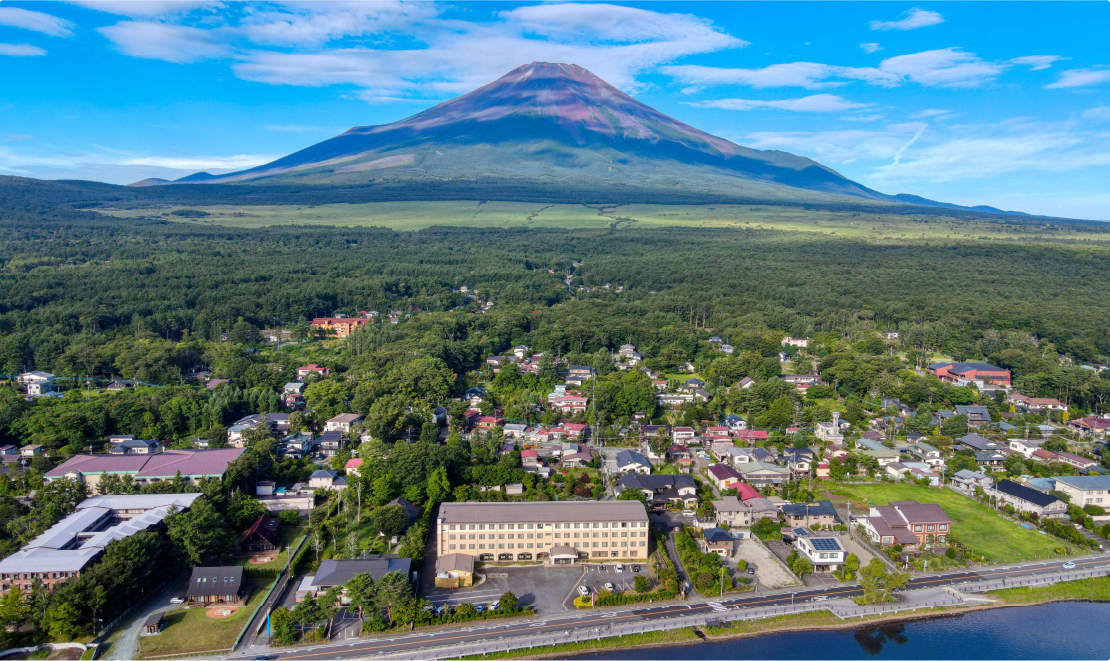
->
[
  {"left": 736, "top": 538, "right": 799, "bottom": 589},
  {"left": 422, "top": 565, "right": 586, "bottom": 614},
  {"left": 570, "top": 563, "right": 653, "bottom": 607}
]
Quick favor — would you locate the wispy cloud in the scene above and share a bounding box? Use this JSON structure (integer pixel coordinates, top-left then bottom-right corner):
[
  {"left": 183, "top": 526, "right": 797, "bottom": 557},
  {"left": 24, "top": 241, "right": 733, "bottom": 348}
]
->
[
  {"left": 911, "top": 108, "right": 953, "bottom": 120},
  {"left": 687, "top": 94, "right": 867, "bottom": 112},
  {"left": 0, "top": 43, "right": 47, "bottom": 57},
  {"left": 1010, "top": 55, "right": 1065, "bottom": 71},
  {"left": 664, "top": 48, "right": 1006, "bottom": 90},
  {"left": 1082, "top": 107, "right": 1110, "bottom": 122},
  {"left": 0, "top": 144, "right": 277, "bottom": 184},
  {"left": 869, "top": 8, "right": 943, "bottom": 32},
  {"left": 859, "top": 43, "right": 882, "bottom": 54},
  {"left": 0, "top": 7, "right": 74, "bottom": 37},
  {"left": 1046, "top": 67, "right": 1110, "bottom": 89},
  {"left": 93, "top": 3, "right": 745, "bottom": 98}
]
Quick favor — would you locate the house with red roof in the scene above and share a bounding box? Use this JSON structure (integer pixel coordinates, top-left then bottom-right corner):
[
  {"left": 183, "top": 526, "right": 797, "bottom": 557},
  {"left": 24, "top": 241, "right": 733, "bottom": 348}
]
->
[
  {"left": 735, "top": 430, "right": 769, "bottom": 443},
  {"left": 928, "top": 361, "right": 1011, "bottom": 386}
]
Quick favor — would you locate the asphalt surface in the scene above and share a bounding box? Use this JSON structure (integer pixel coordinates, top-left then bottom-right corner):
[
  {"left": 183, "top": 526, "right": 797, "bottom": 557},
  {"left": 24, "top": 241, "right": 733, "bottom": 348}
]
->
[{"left": 219, "top": 555, "right": 1110, "bottom": 661}]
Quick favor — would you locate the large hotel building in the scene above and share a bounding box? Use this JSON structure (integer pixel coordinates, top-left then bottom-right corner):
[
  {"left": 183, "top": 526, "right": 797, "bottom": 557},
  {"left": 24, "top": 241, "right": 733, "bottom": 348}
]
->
[{"left": 436, "top": 501, "right": 649, "bottom": 563}]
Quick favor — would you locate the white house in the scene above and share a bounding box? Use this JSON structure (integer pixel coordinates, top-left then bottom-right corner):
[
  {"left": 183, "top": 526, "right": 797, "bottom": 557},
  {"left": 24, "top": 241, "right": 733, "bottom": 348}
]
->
[
  {"left": 615, "top": 450, "right": 652, "bottom": 474},
  {"left": 325, "top": 413, "right": 364, "bottom": 433},
  {"left": 794, "top": 534, "right": 845, "bottom": 572}
]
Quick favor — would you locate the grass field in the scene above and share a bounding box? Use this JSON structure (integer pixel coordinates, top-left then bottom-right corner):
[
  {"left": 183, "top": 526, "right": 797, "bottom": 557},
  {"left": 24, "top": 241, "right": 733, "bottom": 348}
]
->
[
  {"left": 825, "top": 484, "right": 1071, "bottom": 564},
  {"left": 137, "top": 580, "right": 269, "bottom": 657},
  {"left": 95, "top": 202, "right": 1110, "bottom": 244}
]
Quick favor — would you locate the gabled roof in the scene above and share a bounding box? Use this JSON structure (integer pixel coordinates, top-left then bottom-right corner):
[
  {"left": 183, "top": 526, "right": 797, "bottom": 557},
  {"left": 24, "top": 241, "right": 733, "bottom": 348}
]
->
[
  {"left": 615, "top": 450, "right": 650, "bottom": 467},
  {"left": 703, "top": 528, "right": 732, "bottom": 543},
  {"left": 240, "top": 513, "right": 281, "bottom": 547},
  {"left": 959, "top": 433, "right": 1000, "bottom": 451},
  {"left": 707, "top": 464, "right": 742, "bottom": 480},
  {"left": 313, "top": 556, "right": 412, "bottom": 587},
  {"left": 781, "top": 500, "right": 838, "bottom": 519},
  {"left": 617, "top": 473, "right": 695, "bottom": 493},
  {"left": 186, "top": 566, "right": 245, "bottom": 597},
  {"left": 993, "top": 480, "right": 1062, "bottom": 508}
]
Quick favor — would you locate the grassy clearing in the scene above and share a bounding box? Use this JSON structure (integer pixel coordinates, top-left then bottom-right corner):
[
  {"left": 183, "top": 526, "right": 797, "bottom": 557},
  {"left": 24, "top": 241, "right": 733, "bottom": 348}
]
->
[
  {"left": 96, "top": 202, "right": 1110, "bottom": 243},
  {"left": 826, "top": 483, "right": 1069, "bottom": 563},
  {"left": 988, "top": 576, "right": 1110, "bottom": 604},
  {"left": 136, "top": 580, "right": 269, "bottom": 657},
  {"left": 453, "top": 627, "right": 700, "bottom": 660},
  {"left": 234, "top": 526, "right": 303, "bottom": 571}
]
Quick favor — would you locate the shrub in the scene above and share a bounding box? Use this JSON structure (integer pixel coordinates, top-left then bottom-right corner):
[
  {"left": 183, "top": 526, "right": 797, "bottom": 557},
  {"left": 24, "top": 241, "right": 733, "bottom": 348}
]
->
[
  {"left": 1083, "top": 504, "right": 1106, "bottom": 517},
  {"left": 634, "top": 575, "right": 651, "bottom": 593},
  {"left": 696, "top": 572, "right": 715, "bottom": 591},
  {"left": 945, "top": 547, "right": 957, "bottom": 559},
  {"left": 573, "top": 595, "right": 592, "bottom": 608}
]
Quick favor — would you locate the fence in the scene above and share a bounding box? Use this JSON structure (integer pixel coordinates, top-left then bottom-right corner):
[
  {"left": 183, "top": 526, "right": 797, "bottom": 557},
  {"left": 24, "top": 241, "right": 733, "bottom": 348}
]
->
[
  {"left": 233, "top": 532, "right": 310, "bottom": 651},
  {"left": 368, "top": 592, "right": 965, "bottom": 660},
  {"left": 957, "top": 566, "right": 1110, "bottom": 593}
]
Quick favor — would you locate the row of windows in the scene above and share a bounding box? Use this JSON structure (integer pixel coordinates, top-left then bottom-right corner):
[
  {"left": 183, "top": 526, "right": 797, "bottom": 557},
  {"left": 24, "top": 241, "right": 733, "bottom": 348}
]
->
[
  {"left": 447, "top": 530, "right": 646, "bottom": 541},
  {"left": 446, "top": 521, "right": 646, "bottom": 531},
  {"left": 0, "top": 572, "right": 74, "bottom": 580},
  {"left": 447, "top": 541, "right": 647, "bottom": 550},
  {"left": 911, "top": 524, "right": 948, "bottom": 532}
]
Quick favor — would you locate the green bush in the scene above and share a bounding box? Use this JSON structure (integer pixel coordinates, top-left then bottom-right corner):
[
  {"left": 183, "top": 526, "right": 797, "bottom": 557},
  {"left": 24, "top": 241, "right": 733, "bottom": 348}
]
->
[{"left": 1083, "top": 504, "right": 1106, "bottom": 516}]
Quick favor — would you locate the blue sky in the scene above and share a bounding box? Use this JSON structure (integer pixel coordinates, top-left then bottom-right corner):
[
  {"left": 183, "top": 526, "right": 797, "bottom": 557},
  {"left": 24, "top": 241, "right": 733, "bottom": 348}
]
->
[{"left": 1, "top": 1, "right": 1108, "bottom": 219}]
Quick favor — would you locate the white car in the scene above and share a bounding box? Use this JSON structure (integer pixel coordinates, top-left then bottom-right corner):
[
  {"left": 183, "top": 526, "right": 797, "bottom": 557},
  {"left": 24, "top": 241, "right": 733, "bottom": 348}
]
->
[
  {"left": 1062, "top": 561, "right": 1076, "bottom": 570},
  {"left": 603, "top": 582, "right": 615, "bottom": 592},
  {"left": 578, "top": 585, "right": 590, "bottom": 596},
  {"left": 169, "top": 597, "right": 184, "bottom": 605},
  {"left": 616, "top": 564, "right": 624, "bottom": 573}
]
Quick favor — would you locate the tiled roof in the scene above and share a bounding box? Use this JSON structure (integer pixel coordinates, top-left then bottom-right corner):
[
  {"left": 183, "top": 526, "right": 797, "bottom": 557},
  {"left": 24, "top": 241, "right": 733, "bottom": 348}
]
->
[
  {"left": 45, "top": 449, "right": 244, "bottom": 479},
  {"left": 438, "top": 501, "right": 648, "bottom": 525}
]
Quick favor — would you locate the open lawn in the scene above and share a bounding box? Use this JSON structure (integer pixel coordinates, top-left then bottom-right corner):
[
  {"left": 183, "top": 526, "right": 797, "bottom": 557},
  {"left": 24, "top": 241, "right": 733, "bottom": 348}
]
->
[
  {"left": 825, "top": 484, "right": 1071, "bottom": 564},
  {"left": 95, "top": 202, "right": 1110, "bottom": 244},
  {"left": 136, "top": 580, "right": 269, "bottom": 657}
]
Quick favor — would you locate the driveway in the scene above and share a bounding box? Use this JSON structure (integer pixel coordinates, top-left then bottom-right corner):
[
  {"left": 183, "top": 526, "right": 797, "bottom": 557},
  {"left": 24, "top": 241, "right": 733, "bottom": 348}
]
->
[{"left": 101, "top": 576, "right": 187, "bottom": 660}]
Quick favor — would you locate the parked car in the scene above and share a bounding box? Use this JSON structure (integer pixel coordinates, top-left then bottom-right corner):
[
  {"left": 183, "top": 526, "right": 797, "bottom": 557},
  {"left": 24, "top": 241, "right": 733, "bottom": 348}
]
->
[
  {"left": 603, "top": 582, "right": 615, "bottom": 592},
  {"left": 169, "top": 597, "right": 184, "bottom": 605},
  {"left": 578, "top": 585, "right": 590, "bottom": 596},
  {"left": 616, "top": 564, "right": 624, "bottom": 573},
  {"left": 474, "top": 604, "right": 486, "bottom": 613},
  {"left": 1062, "top": 561, "right": 1076, "bottom": 569},
  {"left": 747, "top": 567, "right": 755, "bottom": 574},
  {"left": 489, "top": 600, "right": 500, "bottom": 610},
  {"left": 632, "top": 565, "right": 640, "bottom": 573}
]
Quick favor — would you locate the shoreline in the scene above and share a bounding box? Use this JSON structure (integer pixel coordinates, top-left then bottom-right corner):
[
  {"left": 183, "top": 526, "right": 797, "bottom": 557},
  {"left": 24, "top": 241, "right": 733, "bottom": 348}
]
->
[{"left": 460, "top": 577, "right": 1110, "bottom": 660}]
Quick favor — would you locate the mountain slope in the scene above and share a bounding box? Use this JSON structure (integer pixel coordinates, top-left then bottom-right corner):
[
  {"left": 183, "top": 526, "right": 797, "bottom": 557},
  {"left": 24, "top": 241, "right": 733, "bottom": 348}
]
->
[{"left": 201, "top": 62, "right": 887, "bottom": 201}]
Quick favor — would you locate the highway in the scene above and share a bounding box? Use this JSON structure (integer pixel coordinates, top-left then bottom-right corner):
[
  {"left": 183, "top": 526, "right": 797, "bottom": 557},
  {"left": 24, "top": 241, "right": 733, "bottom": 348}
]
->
[{"left": 225, "top": 555, "right": 1109, "bottom": 661}]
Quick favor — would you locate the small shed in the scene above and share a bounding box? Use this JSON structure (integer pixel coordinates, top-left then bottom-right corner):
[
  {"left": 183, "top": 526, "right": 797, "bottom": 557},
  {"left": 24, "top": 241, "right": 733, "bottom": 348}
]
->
[
  {"left": 435, "top": 553, "right": 475, "bottom": 588},
  {"left": 143, "top": 612, "right": 164, "bottom": 635}
]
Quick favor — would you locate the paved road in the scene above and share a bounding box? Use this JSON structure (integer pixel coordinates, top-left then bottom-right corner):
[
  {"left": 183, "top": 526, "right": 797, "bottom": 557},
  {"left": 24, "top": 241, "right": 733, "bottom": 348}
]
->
[{"left": 217, "top": 554, "right": 1110, "bottom": 661}]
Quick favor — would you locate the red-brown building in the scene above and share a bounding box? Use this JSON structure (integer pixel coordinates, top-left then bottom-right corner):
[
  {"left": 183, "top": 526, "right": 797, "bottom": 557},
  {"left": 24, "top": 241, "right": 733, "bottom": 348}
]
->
[{"left": 927, "top": 362, "right": 1011, "bottom": 386}]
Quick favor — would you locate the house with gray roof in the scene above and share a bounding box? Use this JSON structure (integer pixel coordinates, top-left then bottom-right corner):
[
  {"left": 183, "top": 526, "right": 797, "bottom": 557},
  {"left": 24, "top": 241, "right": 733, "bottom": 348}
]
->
[
  {"left": 989, "top": 480, "right": 1067, "bottom": 519},
  {"left": 614, "top": 450, "right": 651, "bottom": 474}
]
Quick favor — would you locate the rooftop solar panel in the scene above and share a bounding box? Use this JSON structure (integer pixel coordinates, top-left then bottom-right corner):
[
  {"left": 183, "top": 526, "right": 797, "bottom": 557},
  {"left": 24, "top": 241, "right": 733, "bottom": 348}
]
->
[{"left": 810, "top": 538, "right": 842, "bottom": 551}]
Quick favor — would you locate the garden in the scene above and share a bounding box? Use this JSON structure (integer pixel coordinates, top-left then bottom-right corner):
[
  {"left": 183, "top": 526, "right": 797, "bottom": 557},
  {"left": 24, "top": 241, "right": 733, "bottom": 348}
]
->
[
  {"left": 673, "top": 528, "right": 753, "bottom": 597},
  {"left": 137, "top": 579, "right": 270, "bottom": 657}
]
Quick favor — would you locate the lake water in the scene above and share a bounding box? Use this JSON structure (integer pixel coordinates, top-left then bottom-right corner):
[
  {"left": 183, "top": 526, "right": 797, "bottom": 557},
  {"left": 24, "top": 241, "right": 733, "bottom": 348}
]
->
[{"left": 574, "top": 602, "right": 1110, "bottom": 659}]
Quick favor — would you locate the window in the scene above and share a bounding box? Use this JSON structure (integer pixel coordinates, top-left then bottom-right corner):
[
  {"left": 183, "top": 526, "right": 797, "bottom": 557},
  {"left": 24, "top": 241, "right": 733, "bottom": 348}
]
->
[
  {"left": 939, "top": 524, "right": 948, "bottom": 531},
  {"left": 926, "top": 524, "right": 935, "bottom": 532},
  {"left": 914, "top": 525, "right": 923, "bottom": 532}
]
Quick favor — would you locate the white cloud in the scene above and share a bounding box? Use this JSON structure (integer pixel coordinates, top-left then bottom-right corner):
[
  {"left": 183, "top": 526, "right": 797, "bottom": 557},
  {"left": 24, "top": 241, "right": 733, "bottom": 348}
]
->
[
  {"left": 0, "top": 144, "right": 276, "bottom": 184},
  {"left": 0, "top": 7, "right": 74, "bottom": 37},
  {"left": 238, "top": 2, "right": 437, "bottom": 47},
  {"left": 0, "top": 43, "right": 47, "bottom": 56},
  {"left": 70, "top": 2, "right": 222, "bottom": 19},
  {"left": 664, "top": 48, "right": 1004, "bottom": 90},
  {"left": 1082, "top": 107, "right": 1110, "bottom": 122},
  {"left": 98, "top": 21, "right": 229, "bottom": 63},
  {"left": 860, "top": 43, "right": 883, "bottom": 54},
  {"left": 688, "top": 94, "right": 867, "bottom": 112},
  {"left": 869, "top": 8, "right": 943, "bottom": 32},
  {"left": 911, "top": 108, "right": 951, "bottom": 119},
  {"left": 1046, "top": 67, "right": 1110, "bottom": 89},
  {"left": 1010, "top": 55, "right": 1065, "bottom": 71}
]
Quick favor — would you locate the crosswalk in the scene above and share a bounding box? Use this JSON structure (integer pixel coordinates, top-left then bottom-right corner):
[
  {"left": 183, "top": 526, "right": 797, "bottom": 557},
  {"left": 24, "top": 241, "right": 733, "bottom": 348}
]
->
[{"left": 708, "top": 602, "right": 729, "bottom": 612}]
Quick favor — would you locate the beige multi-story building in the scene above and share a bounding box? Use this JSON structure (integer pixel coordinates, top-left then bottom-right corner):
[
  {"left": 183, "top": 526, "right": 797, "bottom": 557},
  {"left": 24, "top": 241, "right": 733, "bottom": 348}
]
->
[
  {"left": 1053, "top": 475, "right": 1110, "bottom": 507},
  {"left": 436, "top": 501, "right": 649, "bottom": 563}
]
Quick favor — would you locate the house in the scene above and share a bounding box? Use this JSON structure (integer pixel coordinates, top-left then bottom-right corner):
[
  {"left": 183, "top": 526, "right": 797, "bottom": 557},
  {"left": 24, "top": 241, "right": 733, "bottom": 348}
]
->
[
  {"left": 45, "top": 449, "right": 244, "bottom": 491},
  {"left": 1053, "top": 475, "right": 1110, "bottom": 508},
  {"left": 344, "top": 458, "right": 363, "bottom": 476},
  {"left": 749, "top": 447, "right": 777, "bottom": 464},
  {"left": 311, "top": 317, "right": 368, "bottom": 338},
  {"left": 860, "top": 448, "right": 900, "bottom": 467},
  {"left": 958, "top": 433, "right": 1004, "bottom": 452},
  {"left": 502, "top": 423, "right": 529, "bottom": 440},
  {"left": 316, "top": 430, "right": 345, "bottom": 457},
  {"left": 1008, "top": 439, "right": 1044, "bottom": 459},
  {"left": 639, "top": 425, "right": 670, "bottom": 441},
  {"left": 298, "top": 556, "right": 414, "bottom": 602},
  {"left": 712, "top": 496, "right": 775, "bottom": 529},
  {"left": 109, "top": 439, "right": 161, "bottom": 455},
  {"left": 781, "top": 374, "right": 821, "bottom": 386},
  {"left": 858, "top": 500, "right": 953, "bottom": 548},
  {"left": 615, "top": 450, "right": 651, "bottom": 474},
  {"left": 815, "top": 414, "right": 845, "bottom": 444},
  {"left": 567, "top": 365, "right": 596, "bottom": 381},
  {"left": 206, "top": 378, "right": 229, "bottom": 390},
  {"left": 296, "top": 364, "right": 331, "bottom": 380},
  {"left": 20, "top": 444, "right": 43, "bottom": 458},
  {"left": 658, "top": 393, "right": 695, "bottom": 408},
  {"left": 1068, "top": 416, "right": 1110, "bottom": 440},
  {"left": 1056, "top": 452, "right": 1098, "bottom": 471},
  {"left": 265, "top": 412, "right": 290, "bottom": 433},
  {"left": 1006, "top": 393, "right": 1066, "bottom": 414},
  {"left": 560, "top": 423, "right": 589, "bottom": 440},
  {"left": 17, "top": 372, "right": 55, "bottom": 396},
  {"left": 707, "top": 463, "right": 743, "bottom": 490},
  {"left": 976, "top": 450, "right": 1007, "bottom": 469},
  {"left": 672, "top": 427, "right": 697, "bottom": 443},
  {"left": 435, "top": 553, "right": 475, "bottom": 588},
  {"left": 325, "top": 413, "right": 363, "bottom": 433},
  {"left": 793, "top": 532, "right": 845, "bottom": 572},
  {"left": 701, "top": 528, "right": 734, "bottom": 557},
  {"left": 561, "top": 446, "right": 592, "bottom": 467},
  {"left": 928, "top": 361, "right": 1011, "bottom": 386},
  {"left": 185, "top": 566, "right": 248, "bottom": 605},
  {"left": 256, "top": 481, "right": 275, "bottom": 497},
  {"left": 780, "top": 500, "right": 838, "bottom": 528},
  {"left": 735, "top": 430, "right": 769, "bottom": 444},
  {"left": 387, "top": 497, "right": 422, "bottom": 531},
  {"left": 955, "top": 406, "right": 992, "bottom": 426},
  {"left": 734, "top": 378, "right": 754, "bottom": 391},
  {"left": 472, "top": 416, "right": 504, "bottom": 432},
  {"left": 616, "top": 474, "right": 698, "bottom": 510},
  {"left": 521, "top": 449, "right": 541, "bottom": 469},
  {"left": 549, "top": 395, "right": 589, "bottom": 414},
  {"left": 989, "top": 480, "right": 1068, "bottom": 519},
  {"left": 885, "top": 461, "right": 940, "bottom": 486},
  {"left": 903, "top": 441, "right": 944, "bottom": 468},
  {"left": 240, "top": 514, "right": 282, "bottom": 552},
  {"left": 683, "top": 378, "right": 705, "bottom": 391},
  {"left": 781, "top": 448, "right": 814, "bottom": 479},
  {"left": 308, "top": 469, "right": 347, "bottom": 491},
  {"left": 951, "top": 469, "right": 994, "bottom": 494},
  {"left": 782, "top": 337, "right": 809, "bottom": 349},
  {"left": 667, "top": 445, "right": 691, "bottom": 460}
]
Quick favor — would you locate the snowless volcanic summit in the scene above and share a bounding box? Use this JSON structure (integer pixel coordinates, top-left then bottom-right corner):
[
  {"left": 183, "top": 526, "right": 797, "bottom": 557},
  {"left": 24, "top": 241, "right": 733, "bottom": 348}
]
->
[{"left": 196, "top": 62, "right": 885, "bottom": 201}]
